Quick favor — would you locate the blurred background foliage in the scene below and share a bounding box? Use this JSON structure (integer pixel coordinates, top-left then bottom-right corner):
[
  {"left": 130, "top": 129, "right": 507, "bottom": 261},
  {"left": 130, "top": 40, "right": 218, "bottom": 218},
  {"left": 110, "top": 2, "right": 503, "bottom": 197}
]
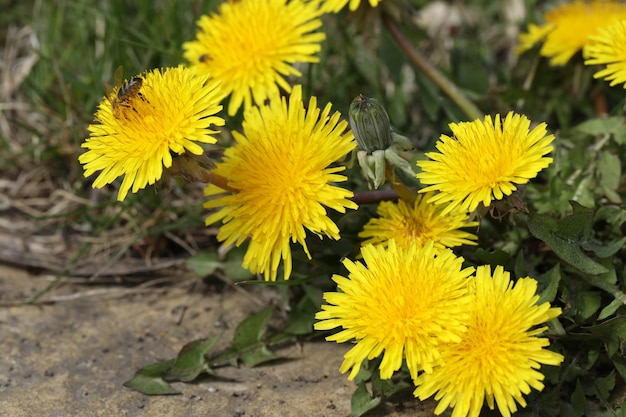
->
[{"left": 2, "top": 0, "right": 625, "bottom": 415}]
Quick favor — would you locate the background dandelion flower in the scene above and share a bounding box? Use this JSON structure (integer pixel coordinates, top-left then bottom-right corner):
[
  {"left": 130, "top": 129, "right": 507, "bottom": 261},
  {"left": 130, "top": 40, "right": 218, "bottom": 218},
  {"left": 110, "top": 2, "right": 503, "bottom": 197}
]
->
[
  {"left": 204, "top": 85, "right": 356, "bottom": 281},
  {"left": 416, "top": 112, "right": 554, "bottom": 215},
  {"left": 315, "top": 241, "right": 474, "bottom": 381},
  {"left": 517, "top": 0, "right": 626, "bottom": 66},
  {"left": 321, "top": 0, "right": 382, "bottom": 13},
  {"left": 79, "top": 66, "right": 224, "bottom": 201},
  {"left": 359, "top": 193, "right": 478, "bottom": 250},
  {"left": 183, "top": 0, "right": 325, "bottom": 116},
  {"left": 584, "top": 20, "right": 626, "bottom": 88},
  {"left": 414, "top": 265, "right": 564, "bottom": 417}
]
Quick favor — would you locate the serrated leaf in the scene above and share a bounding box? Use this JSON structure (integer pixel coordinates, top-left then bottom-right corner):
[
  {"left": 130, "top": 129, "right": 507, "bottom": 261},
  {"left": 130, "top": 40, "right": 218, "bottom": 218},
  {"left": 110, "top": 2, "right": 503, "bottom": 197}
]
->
[
  {"left": 350, "top": 382, "right": 381, "bottom": 417},
  {"left": 574, "top": 291, "right": 602, "bottom": 320},
  {"left": 528, "top": 213, "right": 608, "bottom": 275},
  {"left": 593, "top": 371, "right": 615, "bottom": 402},
  {"left": 556, "top": 212, "right": 592, "bottom": 241},
  {"left": 587, "top": 316, "right": 626, "bottom": 356},
  {"left": 536, "top": 265, "right": 561, "bottom": 305},
  {"left": 163, "top": 336, "right": 220, "bottom": 382},
  {"left": 232, "top": 306, "right": 274, "bottom": 349},
  {"left": 123, "top": 359, "right": 180, "bottom": 395},
  {"left": 240, "top": 346, "right": 278, "bottom": 367}
]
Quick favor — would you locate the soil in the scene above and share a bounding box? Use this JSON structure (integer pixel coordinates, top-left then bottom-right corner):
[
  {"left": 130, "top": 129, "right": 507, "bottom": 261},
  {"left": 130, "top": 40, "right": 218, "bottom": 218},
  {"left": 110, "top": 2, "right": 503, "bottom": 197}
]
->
[{"left": 0, "top": 264, "right": 436, "bottom": 417}]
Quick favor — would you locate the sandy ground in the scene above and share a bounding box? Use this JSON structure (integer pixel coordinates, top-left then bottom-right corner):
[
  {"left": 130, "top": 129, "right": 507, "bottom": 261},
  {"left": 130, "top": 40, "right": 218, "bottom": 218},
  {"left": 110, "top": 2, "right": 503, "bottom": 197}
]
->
[{"left": 0, "top": 264, "right": 436, "bottom": 417}]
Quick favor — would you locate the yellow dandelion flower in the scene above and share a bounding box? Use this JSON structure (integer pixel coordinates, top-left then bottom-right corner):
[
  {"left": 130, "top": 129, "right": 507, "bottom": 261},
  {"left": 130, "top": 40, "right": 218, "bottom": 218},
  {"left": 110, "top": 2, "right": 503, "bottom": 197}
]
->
[
  {"left": 414, "top": 265, "right": 564, "bottom": 417},
  {"left": 315, "top": 240, "right": 474, "bottom": 381},
  {"left": 584, "top": 20, "right": 626, "bottom": 88},
  {"left": 204, "top": 85, "right": 356, "bottom": 281},
  {"left": 358, "top": 193, "right": 478, "bottom": 250},
  {"left": 321, "top": 0, "right": 382, "bottom": 13},
  {"left": 183, "top": 0, "right": 325, "bottom": 116},
  {"left": 79, "top": 66, "right": 224, "bottom": 201},
  {"left": 416, "top": 112, "right": 554, "bottom": 215},
  {"left": 517, "top": 0, "right": 626, "bottom": 66}
]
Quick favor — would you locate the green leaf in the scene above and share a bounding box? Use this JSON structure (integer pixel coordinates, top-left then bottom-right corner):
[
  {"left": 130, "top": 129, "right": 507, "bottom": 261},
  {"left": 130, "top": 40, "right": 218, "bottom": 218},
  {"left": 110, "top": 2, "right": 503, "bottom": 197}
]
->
[
  {"left": 557, "top": 202, "right": 593, "bottom": 238},
  {"left": 283, "top": 284, "right": 321, "bottom": 336},
  {"left": 536, "top": 265, "right": 561, "bottom": 305},
  {"left": 587, "top": 316, "right": 626, "bottom": 356},
  {"left": 350, "top": 382, "right": 381, "bottom": 417},
  {"left": 579, "top": 266, "right": 626, "bottom": 302},
  {"left": 614, "top": 123, "right": 626, "bottom": 145},
  {"left": 227, "top": 306, "right": 280, "bottom": 367},
  {"left": 232, "top": 306, "right": 274, "bottom": 349},
  {"left": 527, "top": 212, "right": 608, "bottom": 275},
  {"left": 283, "top": 309, "right": 315, "bottom": 335},
  {"left": 592, "top": 371, "right": 615, "bottom": 402},
  {"left": 598, "top": 150, "right": 621, "bottom": 195},
  {"left": 471, "top": 248, "right": 512, "bottom": 268},
  {"left": 187, "top": 252, "right": 221, "bottom": 276},
  {"left": 163, "top": 336, "right": 220, "bottom": 382},
  {"left": 569, "top": 379, "right": 586, "bottom": 417},
  {"left": 123, "top": 359, "right": 180, "bottom": 395},
  {"left": 547, "top": 316, "right": 567, "bottom": 336},
  {"left": 353, "top": 360, "right": 374, "bottom": 384},
  {"left": 595, "top": 205, "right": 626, "bottom": 228},
  {"left": 574, "top": 116, "right": 623, "bottom": 137},
  {"left": 598, "top": 298, "right": 623, "bottom": 320},
  {"left": 581, "top": 236, "right": 626, "bottom": 258},
  {"left": 573, "top": 291, "right": 602, "bottom": 320},
  {"left": 371, "top": 370, "right": 411, "bottom": 399},
  {"left": 240, "top": 346, "right": 278, "bottom": 367},
  {"left": 187, "top": 248, "right": 251, "bottom": 281},
  {"left": 611, "top": 354, "right": 626, "bottom": 380}
]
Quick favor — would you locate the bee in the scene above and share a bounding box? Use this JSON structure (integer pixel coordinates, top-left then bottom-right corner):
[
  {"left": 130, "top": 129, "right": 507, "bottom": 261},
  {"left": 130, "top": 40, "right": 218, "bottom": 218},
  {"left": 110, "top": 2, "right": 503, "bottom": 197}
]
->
[{"left": 106, "top": 66, "right": 144, "bottom": 118}]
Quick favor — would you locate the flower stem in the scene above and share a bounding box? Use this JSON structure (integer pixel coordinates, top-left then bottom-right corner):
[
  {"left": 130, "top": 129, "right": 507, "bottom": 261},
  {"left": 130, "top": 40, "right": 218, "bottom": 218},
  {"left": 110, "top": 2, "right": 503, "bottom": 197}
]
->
[
  {"left": 198, "top": 167, "right": 238, "bottom": 193},
  {"left": 385, "top": 165, "right": 415, "bottom": 204},
  {"left": 352, "top": 188, "right": 399, "bottom": 204},
  {"left": 382, "top": 14, "right": 483, "bottom": 121}
]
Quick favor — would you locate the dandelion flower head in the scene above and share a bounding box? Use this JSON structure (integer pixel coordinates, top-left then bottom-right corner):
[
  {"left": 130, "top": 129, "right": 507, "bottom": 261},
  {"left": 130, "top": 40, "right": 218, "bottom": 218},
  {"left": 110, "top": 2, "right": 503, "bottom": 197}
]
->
[
  {"left": 414, "top": 265, "right": 564, "bottom": 417},
  {"left": 517, "top": 0, "right": 626, "bottom": 66},
  {"left": 584, "top": 19, "right": 626, "bottom": 88},
  {"left": 315, "top": 240, "right": 474, "bottom": 381},
  {"left": 359, "top": 193, "right": 478, "bottom": 250},
  {"left": 183, "top": 0, "right": 325, "bottom": 116},
  {"left": 79, "top": 66, "right": 224, "bottom": 201},
  {"left": 416, "top": 112, "right": 554, "bottom": 215},
  {"left": 204, "top": 85, "right": 356, "bottom": 281}
]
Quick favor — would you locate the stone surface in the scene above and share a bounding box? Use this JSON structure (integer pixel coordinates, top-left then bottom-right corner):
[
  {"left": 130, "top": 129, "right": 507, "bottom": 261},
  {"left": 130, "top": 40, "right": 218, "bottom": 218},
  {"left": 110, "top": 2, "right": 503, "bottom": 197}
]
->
[{"left": 0, "top": 266, "right": 436, "bottom": 417}]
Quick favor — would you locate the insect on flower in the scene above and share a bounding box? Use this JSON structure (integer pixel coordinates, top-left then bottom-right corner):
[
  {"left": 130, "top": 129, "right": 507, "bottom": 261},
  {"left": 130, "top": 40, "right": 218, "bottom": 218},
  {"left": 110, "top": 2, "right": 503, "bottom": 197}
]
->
[{"left": 106, "top": 66, "right": 144, "bottom": 119}]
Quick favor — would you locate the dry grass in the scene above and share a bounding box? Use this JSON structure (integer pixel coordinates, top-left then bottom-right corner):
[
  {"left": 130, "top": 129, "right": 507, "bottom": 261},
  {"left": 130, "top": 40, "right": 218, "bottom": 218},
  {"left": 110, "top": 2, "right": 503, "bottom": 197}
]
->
[{"left": 0, "top": 21, "right": 217, "bottom": 303}]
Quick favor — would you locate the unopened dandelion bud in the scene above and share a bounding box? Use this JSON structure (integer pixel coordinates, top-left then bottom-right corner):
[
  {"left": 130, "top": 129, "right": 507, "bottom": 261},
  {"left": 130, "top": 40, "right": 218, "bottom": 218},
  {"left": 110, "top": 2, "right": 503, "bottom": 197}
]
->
[
  {"left": 349, "top": 95, "right": 392, "bottom": 153},
  {"left": 357, "top": 149, "right": 386, "bottom": 189}
]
